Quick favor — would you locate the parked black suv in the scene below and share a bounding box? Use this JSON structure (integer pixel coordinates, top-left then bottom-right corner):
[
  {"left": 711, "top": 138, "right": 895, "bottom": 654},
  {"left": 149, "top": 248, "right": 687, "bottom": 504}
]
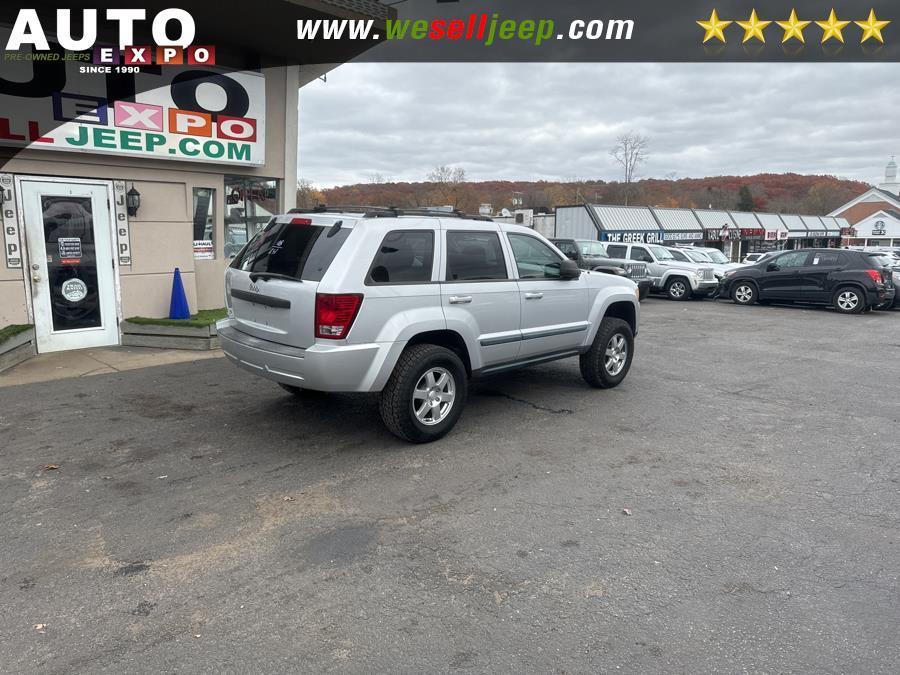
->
[
  {"left": 551, "top": 238, "right": 651, "bottom": 300},
  {"left": 720, "top": 248, "right": 895, "bottom": 314}
]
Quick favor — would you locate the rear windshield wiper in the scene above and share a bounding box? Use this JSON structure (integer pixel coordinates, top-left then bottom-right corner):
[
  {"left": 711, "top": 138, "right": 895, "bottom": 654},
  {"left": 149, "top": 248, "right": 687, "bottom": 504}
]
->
[{"left": 249, "top": 272, "right": 303, "bottom": 283}]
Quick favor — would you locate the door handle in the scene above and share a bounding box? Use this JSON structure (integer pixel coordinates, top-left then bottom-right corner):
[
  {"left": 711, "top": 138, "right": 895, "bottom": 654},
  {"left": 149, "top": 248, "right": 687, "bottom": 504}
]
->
[
  {"left": 524, "top": 292, "right": 544, "bottom": 300},
  {"left": 32, "top": 273, "right": 41, "bottom": 283},
  {"left": 449, "top": 295, "right": 472, "bottom": 304}
]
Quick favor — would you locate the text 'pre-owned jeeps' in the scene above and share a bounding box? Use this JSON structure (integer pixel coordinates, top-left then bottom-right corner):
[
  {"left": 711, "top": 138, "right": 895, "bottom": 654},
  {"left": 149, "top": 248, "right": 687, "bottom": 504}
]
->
[{"left": 218, "top": 208, "right": 640, "bottom": 442}]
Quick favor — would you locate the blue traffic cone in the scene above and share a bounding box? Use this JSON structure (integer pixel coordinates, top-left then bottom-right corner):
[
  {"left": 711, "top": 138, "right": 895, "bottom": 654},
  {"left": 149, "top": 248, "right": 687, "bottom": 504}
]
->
[{"left": 168, "top": 267, "right": 190, "bottom": 320}]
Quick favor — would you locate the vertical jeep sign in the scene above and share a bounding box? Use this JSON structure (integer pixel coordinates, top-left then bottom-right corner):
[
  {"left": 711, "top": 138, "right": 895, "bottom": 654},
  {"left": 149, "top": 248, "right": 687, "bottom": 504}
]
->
[
  {"left": 112, "top": 180, "right": 131, "bottom": 265},
  {"left": 1, "top": 173, "right": 22, "bottom": 268}
]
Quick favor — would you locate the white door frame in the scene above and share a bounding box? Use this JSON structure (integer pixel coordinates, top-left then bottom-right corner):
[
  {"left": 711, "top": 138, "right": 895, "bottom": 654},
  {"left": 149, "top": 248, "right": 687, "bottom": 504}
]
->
[{"left": 15, "top": 175, "right": 123, "bottom": 352}]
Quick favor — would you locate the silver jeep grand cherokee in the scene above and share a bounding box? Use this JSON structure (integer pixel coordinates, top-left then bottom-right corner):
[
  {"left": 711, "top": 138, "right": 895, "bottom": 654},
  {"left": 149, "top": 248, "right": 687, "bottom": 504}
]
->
[{"left": 218, "top": 207, "right": 640, "bottom": 443}]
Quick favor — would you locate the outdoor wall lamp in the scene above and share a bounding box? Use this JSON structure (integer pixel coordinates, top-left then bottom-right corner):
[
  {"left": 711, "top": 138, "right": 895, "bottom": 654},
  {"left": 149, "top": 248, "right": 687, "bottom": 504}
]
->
[{"left": 126, "top": 184, "right": 141, "bottom": 217}]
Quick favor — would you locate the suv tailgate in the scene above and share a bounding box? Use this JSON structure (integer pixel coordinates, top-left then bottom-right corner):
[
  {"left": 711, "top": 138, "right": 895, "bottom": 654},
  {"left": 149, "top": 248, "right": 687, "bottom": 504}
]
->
[{"left": 226, "top": 215, "right": 353, "bottom": 349}]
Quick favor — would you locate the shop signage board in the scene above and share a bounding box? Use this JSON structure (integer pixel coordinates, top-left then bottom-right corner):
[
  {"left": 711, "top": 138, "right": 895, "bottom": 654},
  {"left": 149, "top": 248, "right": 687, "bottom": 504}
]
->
[
  {"left": 740, "top": 228, "right": 765, "bottom": 240},
  {"left": 664, "top": 231, "right": 703, "bottom": 241},
  {"left": 0, "top": 45, "right": 266, "bottom": 166},
  {"left": 601, "top": 231, "right": 664, "bottom": 243},
  {"left": 1, "top": 172, "right": 22, "bottom": 268}
]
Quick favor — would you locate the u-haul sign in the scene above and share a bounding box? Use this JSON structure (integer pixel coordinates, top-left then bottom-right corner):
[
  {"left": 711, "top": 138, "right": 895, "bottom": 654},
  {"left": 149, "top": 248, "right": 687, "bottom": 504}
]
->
[{"left": 0, "top": 34, "right": 265, "bottom": 166}]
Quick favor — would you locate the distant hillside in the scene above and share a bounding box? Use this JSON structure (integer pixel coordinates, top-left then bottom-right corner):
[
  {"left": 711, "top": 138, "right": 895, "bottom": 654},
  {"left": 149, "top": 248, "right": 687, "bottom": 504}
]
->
[{"left": 312, "top": 173, "right": 869, "bottom": 216}]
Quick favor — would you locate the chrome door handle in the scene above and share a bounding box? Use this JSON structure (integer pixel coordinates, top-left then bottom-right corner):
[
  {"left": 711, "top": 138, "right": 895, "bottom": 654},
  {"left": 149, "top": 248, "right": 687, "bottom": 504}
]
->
[
  {"left": 449, "top": 295, "right": 473, "bottom": 304},
  {"left": 524, "top": 292, "right": 544, "bottom": 300}
]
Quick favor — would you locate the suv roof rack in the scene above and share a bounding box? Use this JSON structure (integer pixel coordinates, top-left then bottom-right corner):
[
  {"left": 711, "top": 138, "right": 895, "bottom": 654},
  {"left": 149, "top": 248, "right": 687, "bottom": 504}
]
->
[{"left": 288, "top": 205, "right": 493, "bottom": 222}]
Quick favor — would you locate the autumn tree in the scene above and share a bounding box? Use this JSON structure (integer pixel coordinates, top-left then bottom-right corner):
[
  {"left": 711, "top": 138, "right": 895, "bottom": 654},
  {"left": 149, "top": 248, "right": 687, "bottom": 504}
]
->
[
  {"left": 296, "top": 179, "right": 325, "bottom": 209},
  {"left": 736, "top": 185, "right": 754, "bottom": 211},
  {"left": 609, "top": 132, "right": 648, "bottom": 206},
  {"left": 426, "top": 165, "right": 468, "bottom": 209}
]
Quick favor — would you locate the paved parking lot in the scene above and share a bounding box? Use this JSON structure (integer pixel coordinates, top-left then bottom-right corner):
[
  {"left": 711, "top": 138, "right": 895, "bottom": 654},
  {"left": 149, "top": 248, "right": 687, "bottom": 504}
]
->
[{"left": 2, "top": 298, "right": 899, "bottom": 673}]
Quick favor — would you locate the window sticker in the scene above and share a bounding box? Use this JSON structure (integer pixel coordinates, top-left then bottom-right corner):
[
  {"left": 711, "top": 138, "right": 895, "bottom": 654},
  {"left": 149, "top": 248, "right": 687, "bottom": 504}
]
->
[{"left": 58, "top": 237, "right": 83, "bottom": 265}]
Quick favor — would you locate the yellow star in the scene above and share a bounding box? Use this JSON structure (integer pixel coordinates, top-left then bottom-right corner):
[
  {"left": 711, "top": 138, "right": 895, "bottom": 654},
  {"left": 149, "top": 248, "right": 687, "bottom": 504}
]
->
[
  {"left": 855, "top": 9, "right": 890, "bottom": 43},
  {"left": 697, "top": 9, "right": 732, "bottom": 43},
  {"left": 816, "top": 8, "right": 851, "bottom": 43},
  {"left": 776, "top": 8, "right": 812, "bottom": 43},
  {"left": 736, "top": 9, "right": 772, "bottom": 43}
]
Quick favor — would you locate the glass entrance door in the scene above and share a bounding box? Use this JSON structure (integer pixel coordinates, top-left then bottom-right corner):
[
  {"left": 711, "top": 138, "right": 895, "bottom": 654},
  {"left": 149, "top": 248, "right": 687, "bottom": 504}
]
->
[{"left": 21, "top": 180, "right": 119, "bottom": 353}]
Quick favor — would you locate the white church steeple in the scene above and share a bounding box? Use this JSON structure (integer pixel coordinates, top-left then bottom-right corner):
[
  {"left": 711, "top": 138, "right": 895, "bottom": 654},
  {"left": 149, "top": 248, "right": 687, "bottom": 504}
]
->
[{"left": 879, "top": 156, "right": 900, "bottom": 195}]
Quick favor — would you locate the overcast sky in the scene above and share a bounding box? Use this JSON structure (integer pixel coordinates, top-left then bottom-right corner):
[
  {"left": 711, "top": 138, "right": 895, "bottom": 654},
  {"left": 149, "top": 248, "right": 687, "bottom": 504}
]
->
[{"left": 298, "top": 63, "right": 895, "bottom": 188}]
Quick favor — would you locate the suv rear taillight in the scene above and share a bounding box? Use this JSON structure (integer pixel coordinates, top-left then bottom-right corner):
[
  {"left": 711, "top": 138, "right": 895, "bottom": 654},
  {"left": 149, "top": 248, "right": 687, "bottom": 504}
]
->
[
  {"left": 315, "top": 293, "right": 363, "bottom": 339},
  {"left": 864, "top": 269, "right": 883, "bottom": 285}
]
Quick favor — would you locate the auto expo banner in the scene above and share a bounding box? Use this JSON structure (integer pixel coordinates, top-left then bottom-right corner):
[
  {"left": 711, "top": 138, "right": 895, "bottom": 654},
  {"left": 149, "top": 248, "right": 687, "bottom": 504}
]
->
[{"left": 0, "top": 26, "right": 266, "bottom": 166}]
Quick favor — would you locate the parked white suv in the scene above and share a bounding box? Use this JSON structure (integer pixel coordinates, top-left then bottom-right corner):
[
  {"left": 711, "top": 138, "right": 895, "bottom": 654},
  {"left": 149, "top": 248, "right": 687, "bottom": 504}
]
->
[
  {"left": 665, "top": 246, "right": 742, "bottom": 280},
  {"left": 218, "top": 207, "right": 640, "bottom": 442},
  {"left": 604, "top": 242, "right": 718, "bottom": 300}
]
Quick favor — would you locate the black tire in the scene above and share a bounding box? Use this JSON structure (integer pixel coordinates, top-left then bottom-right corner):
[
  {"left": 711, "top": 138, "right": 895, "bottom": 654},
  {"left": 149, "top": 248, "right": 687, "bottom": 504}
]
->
[
  {"left": 731, "top": 281, "right": 757, "bottom": 305},
  {"left": 379, "top": 344, "right": 468, "bottom": 443},
  {"left": 832, "top": 286, "right": 865, "bottom": 314},
  {"left": 665, "top": 277, "right": 691, "bottom": 301},
  {"left": 580, "top": 317, "right": 634, "bottom": 389}
]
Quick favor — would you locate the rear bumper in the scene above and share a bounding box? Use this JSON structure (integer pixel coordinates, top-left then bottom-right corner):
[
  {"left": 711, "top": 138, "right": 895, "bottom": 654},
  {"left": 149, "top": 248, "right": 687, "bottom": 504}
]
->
[{"left": 217, "top": 321, "right": 396, "bottom": 392}]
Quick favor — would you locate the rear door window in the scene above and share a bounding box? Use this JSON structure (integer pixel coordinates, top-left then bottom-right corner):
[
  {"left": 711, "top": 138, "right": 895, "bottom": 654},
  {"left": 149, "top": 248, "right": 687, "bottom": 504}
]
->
[
  {"left": 810, "top": 251, "right": 843, "bottom": 266},
  {"left": 231, "top": 219, "right": 351, "bottom": 281},
  {"left": 368, "top": 230, "right": 435, "bottom": 284},
  {"left": 606, "top": 244, "right": 627, "bottom": 258},
  {"left": 445, "top": 231, "right": 508, "bottom": 281}
]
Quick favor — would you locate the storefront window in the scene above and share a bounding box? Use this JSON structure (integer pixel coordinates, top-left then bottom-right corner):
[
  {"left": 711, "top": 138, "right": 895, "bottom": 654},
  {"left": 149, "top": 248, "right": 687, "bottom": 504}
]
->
[
  {"left": 224, "top": 177, "right": 279, "bottom": 258},
  {"left": 192, "top": 188, "right": 216, "bottom": 258}
]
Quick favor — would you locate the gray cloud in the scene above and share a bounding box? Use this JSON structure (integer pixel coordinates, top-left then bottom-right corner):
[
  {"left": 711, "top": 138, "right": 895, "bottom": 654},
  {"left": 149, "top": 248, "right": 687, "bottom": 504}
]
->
[{"left": 298, "top": 62, "right": 896, "bottom": 188}]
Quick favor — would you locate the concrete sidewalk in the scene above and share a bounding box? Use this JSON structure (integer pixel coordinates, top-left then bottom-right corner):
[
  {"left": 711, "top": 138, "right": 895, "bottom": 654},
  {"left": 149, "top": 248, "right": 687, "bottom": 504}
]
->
[{"left": 0, "top": 345, "right": 223, "bottom": 387}]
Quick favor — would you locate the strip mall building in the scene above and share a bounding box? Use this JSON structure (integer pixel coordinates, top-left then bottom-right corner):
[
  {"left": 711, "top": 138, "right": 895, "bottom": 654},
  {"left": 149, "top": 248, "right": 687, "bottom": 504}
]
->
[{"left": 0, "top": 0, "right": 390, "bottom": 353}]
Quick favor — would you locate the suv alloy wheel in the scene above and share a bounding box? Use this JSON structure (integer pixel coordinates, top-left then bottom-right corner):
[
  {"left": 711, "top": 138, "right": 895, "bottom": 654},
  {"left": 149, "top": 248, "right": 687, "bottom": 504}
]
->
[
  {"left": 833, "top": 286, "right": 864, "bottom": 314},
  {"left": 732, "top": 282, "right": 757, "bottom": 305},
  {"left": 379, "top": 344, "right": 468, "bottom": 442},
  {"left": 665, "top": 277, "right": 691, "bottom": 301},
  {"left": 580, "top": 317, "right": 634, "bottom": 388}
]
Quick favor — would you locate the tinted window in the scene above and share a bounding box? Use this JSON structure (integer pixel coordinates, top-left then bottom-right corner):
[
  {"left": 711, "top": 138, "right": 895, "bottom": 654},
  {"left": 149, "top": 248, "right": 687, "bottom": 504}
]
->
[
  {"left": 368, "top": 230, "right": 434, "bottom": 284},
  {"left": 810, "top": 251, "right": 843, "bottom": 266},
  {"left": 772, "top": 251, "right": 810, "bottom": 268},
  {"left": 446, "top": 231, "right": 508, "bottom": 281},
  {"left": 508, "top": 233, "right": 564, "bottom": 279},
  {"left": 606, "top": 244, "right": 627, "bottom": 258},
  {"left": 668, "top": 249, "right": 690, "bottom": 262},
  {"left": 554, "top": 241, "right": 579, "bottom": 258},
  {"left": 630, "top": 247, "right": 653, "bottom": 263},
  {"left": 231, "top": 220, "right": 351, "bottom": 281}
]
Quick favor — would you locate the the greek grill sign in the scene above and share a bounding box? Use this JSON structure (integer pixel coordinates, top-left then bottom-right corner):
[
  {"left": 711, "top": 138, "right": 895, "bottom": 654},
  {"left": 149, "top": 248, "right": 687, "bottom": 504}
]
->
[
  {"left": 1, "top": 173, "right": 22, "bottom": 268},
  {"left": 602, "top": 231, "right": 664, "bottom": 243},
  {"left": 0, "top": 43, "right": 266, "bottom": 166}
]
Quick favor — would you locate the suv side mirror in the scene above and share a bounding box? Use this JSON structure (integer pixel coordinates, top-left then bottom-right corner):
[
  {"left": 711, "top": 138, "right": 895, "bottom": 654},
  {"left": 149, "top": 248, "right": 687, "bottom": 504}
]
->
[
  {"left": 566, "top": 250, "right": 579, "bottom": 261},
  {"left": 766, "top": 263, "right": 780, "bottom": 272},
  {"left": 559, "top": 259, "right": 581, "bottom": 280}
]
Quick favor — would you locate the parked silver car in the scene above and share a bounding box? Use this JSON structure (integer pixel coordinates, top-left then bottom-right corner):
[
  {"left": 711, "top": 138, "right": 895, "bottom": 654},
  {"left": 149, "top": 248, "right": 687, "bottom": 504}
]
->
[
  {"left": 603, "top": 242, "right": 718, "bottom": 300},
  {"left": 218, "top": 208, "right": 641, "bottom": 442}
]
